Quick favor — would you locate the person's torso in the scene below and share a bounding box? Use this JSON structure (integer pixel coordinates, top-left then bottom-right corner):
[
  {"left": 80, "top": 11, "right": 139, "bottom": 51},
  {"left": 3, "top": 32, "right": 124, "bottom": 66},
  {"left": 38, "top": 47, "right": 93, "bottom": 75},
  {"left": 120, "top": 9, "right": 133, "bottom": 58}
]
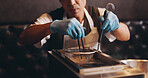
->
[{"left": 42, "top": 6, "right": 102, "bottom": 51}]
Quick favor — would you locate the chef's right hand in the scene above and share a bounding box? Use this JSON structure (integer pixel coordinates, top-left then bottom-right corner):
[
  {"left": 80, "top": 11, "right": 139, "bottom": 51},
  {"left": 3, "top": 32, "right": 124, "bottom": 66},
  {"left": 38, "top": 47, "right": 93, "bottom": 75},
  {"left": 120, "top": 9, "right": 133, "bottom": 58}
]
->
[{"left": 50, "top": 18, "right": 85, "bottom": 39}]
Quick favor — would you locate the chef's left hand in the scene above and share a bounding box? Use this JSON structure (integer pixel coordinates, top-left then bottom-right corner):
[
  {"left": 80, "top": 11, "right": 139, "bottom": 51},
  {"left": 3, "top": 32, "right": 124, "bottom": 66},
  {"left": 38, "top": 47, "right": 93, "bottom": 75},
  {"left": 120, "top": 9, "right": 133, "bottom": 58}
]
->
[{"left": 99, "top": 11, "right": 120, "bottom": 33}]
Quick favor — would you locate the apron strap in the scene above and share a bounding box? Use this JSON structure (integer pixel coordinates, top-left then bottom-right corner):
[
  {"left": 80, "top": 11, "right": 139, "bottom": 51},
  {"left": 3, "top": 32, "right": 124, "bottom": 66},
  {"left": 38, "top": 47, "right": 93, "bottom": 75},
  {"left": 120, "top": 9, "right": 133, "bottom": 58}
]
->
[{"left": 84, "top": 8, "right": 94, "bottom": 29}]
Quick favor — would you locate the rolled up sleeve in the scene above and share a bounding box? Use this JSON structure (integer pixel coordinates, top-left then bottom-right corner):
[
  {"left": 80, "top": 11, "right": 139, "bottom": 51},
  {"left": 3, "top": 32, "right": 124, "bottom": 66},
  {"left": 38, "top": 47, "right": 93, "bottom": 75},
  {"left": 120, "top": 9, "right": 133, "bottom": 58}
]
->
[{"left": 32, "top": 13, "right": 53, "bottom": 48}]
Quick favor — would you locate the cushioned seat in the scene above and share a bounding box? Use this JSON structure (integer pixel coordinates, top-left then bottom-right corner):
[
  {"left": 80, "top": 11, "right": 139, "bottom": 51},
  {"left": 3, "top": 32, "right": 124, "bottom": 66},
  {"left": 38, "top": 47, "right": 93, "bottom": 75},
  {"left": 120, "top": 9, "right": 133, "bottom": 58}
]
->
[
  {"left": 0, "top": 25, "right": 50, "bottom": 78},
  {"left": 102, "top": 20, "right": 148, "bottom": 59}
]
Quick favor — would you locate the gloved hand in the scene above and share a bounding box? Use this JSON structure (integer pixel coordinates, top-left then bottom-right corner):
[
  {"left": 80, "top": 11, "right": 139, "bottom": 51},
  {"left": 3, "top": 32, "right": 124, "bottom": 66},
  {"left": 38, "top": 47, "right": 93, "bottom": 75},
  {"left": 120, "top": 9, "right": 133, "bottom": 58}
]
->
[
  {"left": 50, "top": 18, "right": 85, "bottom": 39},
  {"left": 99, "top": 11, "right": 119, "bottom": 33}
]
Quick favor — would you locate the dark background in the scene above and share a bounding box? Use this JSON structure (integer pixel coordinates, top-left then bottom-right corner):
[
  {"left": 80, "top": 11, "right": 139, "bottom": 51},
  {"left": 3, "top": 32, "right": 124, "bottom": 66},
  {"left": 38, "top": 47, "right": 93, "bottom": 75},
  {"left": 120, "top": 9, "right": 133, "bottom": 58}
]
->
[{"left": 0, "top": 0, "right": 148, "bottom": 24}]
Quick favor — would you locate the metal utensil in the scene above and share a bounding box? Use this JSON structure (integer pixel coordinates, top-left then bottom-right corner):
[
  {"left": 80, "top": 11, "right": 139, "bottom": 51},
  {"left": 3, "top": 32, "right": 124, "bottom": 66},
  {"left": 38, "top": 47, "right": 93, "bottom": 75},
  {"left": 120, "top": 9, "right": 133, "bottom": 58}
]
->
[
  {"left": 106, "top": 3, "right": 115, "bottom": 11},
  {"left": 97, "top": 13, "right": 104, "bottom": 52},
  {"left": 77, "top": 39, "right": 81, "bottom": 50},
  {"left": 77, "top": 37, "right": 85, "bottom": 52},
  {"left": 81, "top": 37, "right": 85, "bottom": 51},
  {"left": 97, "top": 29, "right": 103, "bottom": 52},
  {"left": 97, "top": 3, "right": 115, "bottom": 52},
  {"left": 77, "top": 38, "right": 85, "bottom": 59},
  {"left": 64, "top": 48, "right": 97, "bottom": 63}
]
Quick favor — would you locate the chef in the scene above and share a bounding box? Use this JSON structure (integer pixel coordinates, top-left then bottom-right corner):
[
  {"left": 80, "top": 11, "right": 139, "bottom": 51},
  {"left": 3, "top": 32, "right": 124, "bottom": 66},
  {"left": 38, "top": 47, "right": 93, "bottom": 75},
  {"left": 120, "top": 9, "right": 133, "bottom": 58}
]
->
[{"left": 19, "top": 0, "right": 130, "bottom": 51}]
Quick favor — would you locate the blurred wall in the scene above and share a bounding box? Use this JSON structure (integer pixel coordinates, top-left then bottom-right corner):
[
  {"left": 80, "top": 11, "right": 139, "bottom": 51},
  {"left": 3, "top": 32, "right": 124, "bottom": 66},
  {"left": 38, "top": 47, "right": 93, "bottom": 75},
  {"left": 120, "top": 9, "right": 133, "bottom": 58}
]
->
[
  {"left": 0, "top": 0, "right": 148, "bottom": 24},
  {"left": 0, "top": 0, "right": 61, "bottom": 24},
  {"left": 87, "top": 0, "right": 148, "bottom": 21}
]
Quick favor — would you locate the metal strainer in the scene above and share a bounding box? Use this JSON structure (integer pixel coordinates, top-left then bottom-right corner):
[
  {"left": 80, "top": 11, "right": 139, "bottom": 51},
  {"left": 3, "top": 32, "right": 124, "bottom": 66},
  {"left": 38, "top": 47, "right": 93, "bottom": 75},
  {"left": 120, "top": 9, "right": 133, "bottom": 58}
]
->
[{"left": 64, "top": 48, "right": 97, "bottom": 63}]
